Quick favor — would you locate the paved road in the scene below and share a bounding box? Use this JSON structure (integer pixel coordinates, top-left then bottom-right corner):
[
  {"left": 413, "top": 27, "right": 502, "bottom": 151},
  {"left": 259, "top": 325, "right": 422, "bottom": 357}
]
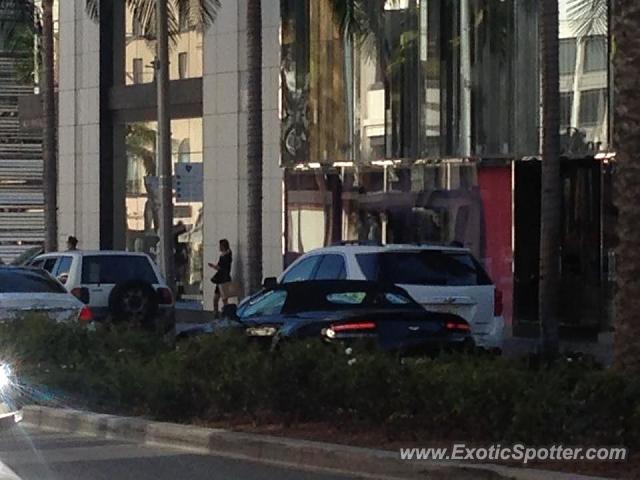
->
[{"left": 0, "top": 426, "right": 360, "bottom": 480}]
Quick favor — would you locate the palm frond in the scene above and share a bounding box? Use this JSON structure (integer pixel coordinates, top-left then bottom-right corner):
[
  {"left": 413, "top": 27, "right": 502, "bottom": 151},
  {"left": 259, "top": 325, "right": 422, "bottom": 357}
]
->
[
  {"left": 330, "top": 0, "right": 389, "bottom": 64},
  {"left": 85, "top": 0, "right": 99, "bottom": 21},
  {"left": 0, "top": 0, "right": 40, "bottom": 46},
  {"left": 126, "top": 0, "right": 219, "bottom": 45},
  {"left": 567, "top": 0, "right": 608, "bottom": 38},
  {"left": 176, "top": 0, "right": 219, "bottom": 32}
]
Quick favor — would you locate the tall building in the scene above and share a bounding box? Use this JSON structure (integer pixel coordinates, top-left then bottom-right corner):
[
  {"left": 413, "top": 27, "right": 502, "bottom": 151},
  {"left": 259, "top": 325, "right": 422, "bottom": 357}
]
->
[{"left": 45, "top": 0, "right": 613, "bottom": 341}]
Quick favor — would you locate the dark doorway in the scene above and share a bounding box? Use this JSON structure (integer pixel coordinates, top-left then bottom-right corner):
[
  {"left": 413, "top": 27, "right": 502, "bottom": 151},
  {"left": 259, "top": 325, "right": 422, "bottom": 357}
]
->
[{"left": 513, "top": 158, "right": 604, "bottom": 339}]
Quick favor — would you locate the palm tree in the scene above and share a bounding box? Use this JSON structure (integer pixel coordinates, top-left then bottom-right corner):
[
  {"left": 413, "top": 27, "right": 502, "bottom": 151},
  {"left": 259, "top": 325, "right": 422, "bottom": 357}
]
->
[
  {"left": 538, "top": 0, "right": 608, "bottom": 358},
  {"left": 539, "top": 0, "right": 562, "bottom": 360},
  {"left": 567, "top": 0, "right": 608, "bottom": 38},
  {"left": 246, "top": 0, "right": 263, "bottom": 294},
  {"left": 611, "top": 0, "right": 640, "bottom": 372},
  {"left": 41, "top": 0, "right": 55, "bottom": 252}
]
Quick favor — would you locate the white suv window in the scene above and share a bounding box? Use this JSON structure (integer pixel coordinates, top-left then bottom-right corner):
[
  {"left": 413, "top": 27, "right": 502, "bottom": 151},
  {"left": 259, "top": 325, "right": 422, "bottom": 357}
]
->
[
  {"left": 53, "top": 256, "right": 73, "bottom": 284},
  {"left": 314, "top": 255, "right": 346, "bottom": 280},
  {"left": 356, "top": 251, "right": 491, "bottom": 286},
  {"left": 38, "top": 257, "right": 58, "bottom": 273},
  {"left": 81, "top": 255, "right": 158, "bottom": 285},
  {"left": 30, "top": 259, "right": 45, "bottom": 269},
  {"left": 281, "top": 256, "right": 321, "bottom": 283}
]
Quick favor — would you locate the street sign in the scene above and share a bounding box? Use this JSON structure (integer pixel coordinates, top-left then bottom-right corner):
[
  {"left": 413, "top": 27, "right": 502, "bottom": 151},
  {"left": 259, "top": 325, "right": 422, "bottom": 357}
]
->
[{"left": 175, "top": 163, "right": 203, "bottom": 202}]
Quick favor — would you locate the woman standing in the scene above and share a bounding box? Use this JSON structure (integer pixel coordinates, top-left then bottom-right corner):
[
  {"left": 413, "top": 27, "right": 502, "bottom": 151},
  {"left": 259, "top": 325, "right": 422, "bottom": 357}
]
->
[{"left": 209, "top": 239, "right": 232, "bottom": 318}]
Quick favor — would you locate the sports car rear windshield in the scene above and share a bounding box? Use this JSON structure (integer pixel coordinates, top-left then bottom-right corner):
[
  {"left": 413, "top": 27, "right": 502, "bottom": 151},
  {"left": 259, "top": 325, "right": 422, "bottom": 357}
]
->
[
  {"left": 81, "top": 256, "right": 158, "bottom": 285},
  {"left": 356, "top": 251, "right": 492, "bottom": 286},
  {"left": 0, "top": 269, "right": 66, "bottom": 293}
]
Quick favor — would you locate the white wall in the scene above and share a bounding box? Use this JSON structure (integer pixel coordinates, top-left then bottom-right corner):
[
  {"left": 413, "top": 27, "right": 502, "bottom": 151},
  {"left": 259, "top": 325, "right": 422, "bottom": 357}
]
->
[{"left": 57, "top": 2, "right": 101, "bottom": 251}]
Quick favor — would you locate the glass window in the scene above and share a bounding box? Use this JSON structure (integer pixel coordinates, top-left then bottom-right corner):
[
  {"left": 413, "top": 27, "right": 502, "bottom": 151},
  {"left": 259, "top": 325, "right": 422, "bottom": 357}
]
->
[
  {"left": 178, "top": 139, "right": 191, "bottom": 163},
  {"left": 356, "top": 254, "right": 380, "bottom": 281},
  {"left": 281, "top": 0, "right": 532, "bottom": 162},
  {"left": 287, "top": 163, "right": 487, "bottom": 262},
  {"left": 124, "top": 118, "right": 203, "bottom": 299},
  {"left": 239, "top": 290, "right": 288, "bottom": 318},
  {"left": 81, "top": 255, "right": 158, "bottom": 285},
  {"left": 125, "top": 5, "right": 202, "bottom": 85},
  {"left": 54, "top": 256, "right": 73, "bottom": 284},
  {"left": 326, "top": 292, "right": 366, "bottom": 305},
  {"left": 0, "top": 269, "right": 66, "bottom": 293},
  {"left": 579, "top": 89, "right": 606, "bottom": 126},
  {"left": 42, "top": 258, "right": 57, "bottom": 273},
  {"left": 559, "top": 38, "right": 577, "bottom": 76},
  {"left": 281, "top": 256, "right": 321, "bottom": 283},
  {"left": 560, "top": 92, "right": 573, "bottom": 130},
  {"left": 178, "top": 52, "right": 188, "bottom": 79},
  {"left": 356, "top": 251, "right": 491, "bottom": 286},
  {"left": 132, "top": 58, "right": 144, "bottom": 84},
  {"left": 584, "top": 36, "right": 607, "bottom": 72},
  {"left": 468, "top": 0, "right": 516, "bottom": 157},
  {"left": 314, "top": 255, "right": 346, "bottom": 280},
  {"left": 30, "top": 259, "right": 45, "bottom": 269},
  {"left": 383, "top": 292, "right": 412, "bottom": 305}
]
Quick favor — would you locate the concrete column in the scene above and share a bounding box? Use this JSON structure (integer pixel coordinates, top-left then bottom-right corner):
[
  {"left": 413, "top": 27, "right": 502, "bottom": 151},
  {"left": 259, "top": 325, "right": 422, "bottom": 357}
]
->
[
  {"left": 57, "top": 2, "right": 101, "bottom": 250},
  {"left": 203, "top": 0, "right": 241, "bottom": 309},
  {"left": 261, "top": 0, "right": 284, "bottom": 278}
]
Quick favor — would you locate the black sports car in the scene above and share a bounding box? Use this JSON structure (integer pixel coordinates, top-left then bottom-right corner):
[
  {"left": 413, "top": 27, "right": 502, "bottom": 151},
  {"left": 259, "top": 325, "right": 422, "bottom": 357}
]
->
[{"left": 182, "top": 281, "right": 474, "bottom": 355}]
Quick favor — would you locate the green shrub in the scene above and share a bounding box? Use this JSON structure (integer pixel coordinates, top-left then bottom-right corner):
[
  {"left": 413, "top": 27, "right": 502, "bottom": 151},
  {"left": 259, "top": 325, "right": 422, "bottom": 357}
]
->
[{"left": 2, "top": 317, "right": 639, "bottom": 448}]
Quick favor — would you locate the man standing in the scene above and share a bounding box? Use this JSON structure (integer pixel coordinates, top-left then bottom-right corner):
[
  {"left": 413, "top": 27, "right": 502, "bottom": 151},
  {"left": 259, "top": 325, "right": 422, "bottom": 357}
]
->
[{"left": 66, "top": 236, "right": 78, "bottom": 251}]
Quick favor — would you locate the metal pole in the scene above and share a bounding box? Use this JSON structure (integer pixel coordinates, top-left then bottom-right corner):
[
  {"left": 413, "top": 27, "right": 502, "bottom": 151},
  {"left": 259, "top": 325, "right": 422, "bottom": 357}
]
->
[
  {"left": 459, "top": 0, "right": 472, "bottom": 157},
  {"left": 156, "top": 0, "right": 175, "bottom": 290}
]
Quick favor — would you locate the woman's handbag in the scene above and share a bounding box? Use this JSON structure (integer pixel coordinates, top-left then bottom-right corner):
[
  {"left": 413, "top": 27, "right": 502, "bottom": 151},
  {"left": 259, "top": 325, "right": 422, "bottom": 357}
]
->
[{"left": 219, "top": 281, "right": 241, "bottom": 300}]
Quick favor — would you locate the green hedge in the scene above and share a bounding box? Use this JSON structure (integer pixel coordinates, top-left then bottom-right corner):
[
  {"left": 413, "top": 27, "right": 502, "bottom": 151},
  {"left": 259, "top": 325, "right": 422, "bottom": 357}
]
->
[{"left": 1, "top": 317, "right": 638, "bottom": 447}]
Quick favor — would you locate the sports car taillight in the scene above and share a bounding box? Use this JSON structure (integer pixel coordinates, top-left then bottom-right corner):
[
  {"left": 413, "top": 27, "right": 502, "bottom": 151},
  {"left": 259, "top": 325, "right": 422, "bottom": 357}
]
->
[
  {"left": 331, "top": 322, "right": 376, "bottom": 333},
  {"left": 324, "top": 321, "right": 376, "bottom": 339},
  {"left": 445, "top": 321, "right": 471, "bottom": 332},
  {"left": 71, "top": 287, "right": 90, "bottom": 304},
  {"left": 78, "top": 305, "right": 93, "bottom": 323}
]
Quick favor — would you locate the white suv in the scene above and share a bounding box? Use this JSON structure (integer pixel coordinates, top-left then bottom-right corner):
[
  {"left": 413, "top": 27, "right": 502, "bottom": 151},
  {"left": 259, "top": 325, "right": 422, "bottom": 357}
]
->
[
  {"left": 279, "top": 245, "right": 504, "bottom": 351},
  {"left": 30, "top": 251, "right": 175, "bottom": 334}
]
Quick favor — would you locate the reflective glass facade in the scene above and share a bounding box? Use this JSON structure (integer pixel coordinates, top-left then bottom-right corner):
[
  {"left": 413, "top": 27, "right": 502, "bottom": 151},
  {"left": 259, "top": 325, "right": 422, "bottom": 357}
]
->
[
  {"left": 113, "top": 3, "right": 205, "bottom": 299},
  {"left": 281, "top": 0, "right": 612, "bottom": 331},
  {"left": 124, "top": 118, "right": 204, "bottom": 298},
  {"left": 281, "top": 0, "right": 540, "bottom": 165},
  {"left": 558, "top": 0, "right": 610, "bottom": 153}
]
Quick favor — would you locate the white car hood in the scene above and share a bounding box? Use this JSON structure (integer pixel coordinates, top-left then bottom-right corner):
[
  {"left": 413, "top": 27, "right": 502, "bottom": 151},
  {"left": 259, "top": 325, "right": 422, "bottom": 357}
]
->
[{"left": 0, "top": 293, "right": 83, "bottom": 323}]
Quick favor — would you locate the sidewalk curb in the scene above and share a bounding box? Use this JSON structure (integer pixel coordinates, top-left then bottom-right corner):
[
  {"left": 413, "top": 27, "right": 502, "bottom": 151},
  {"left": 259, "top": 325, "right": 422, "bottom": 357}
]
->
[{"left": 22, "top": 406, "right": 610, "bottom": 480}]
